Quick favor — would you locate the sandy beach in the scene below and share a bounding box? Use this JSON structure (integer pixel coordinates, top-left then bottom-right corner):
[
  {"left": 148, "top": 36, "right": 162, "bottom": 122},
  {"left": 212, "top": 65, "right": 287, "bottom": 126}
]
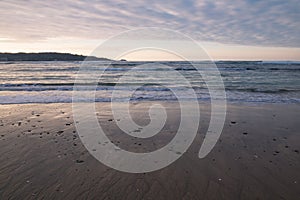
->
[
  {"left": 1, "top": 0, "right": 300, "bottom": 199},
  {"left": 0, "top": 102, "right": 299, "bottom": 199}
]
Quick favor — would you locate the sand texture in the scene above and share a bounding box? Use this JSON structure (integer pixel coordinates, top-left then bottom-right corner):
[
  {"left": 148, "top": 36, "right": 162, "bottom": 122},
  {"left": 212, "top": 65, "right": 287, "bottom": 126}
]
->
[{"left": 0, "top": 102, "right": 299, "bottom": 200}]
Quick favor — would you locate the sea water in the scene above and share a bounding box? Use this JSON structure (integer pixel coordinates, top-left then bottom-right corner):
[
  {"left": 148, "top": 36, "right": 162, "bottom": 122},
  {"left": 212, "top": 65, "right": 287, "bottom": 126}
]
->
[{"left": 0, "top": 61, "right": 299, "bottom": 104}]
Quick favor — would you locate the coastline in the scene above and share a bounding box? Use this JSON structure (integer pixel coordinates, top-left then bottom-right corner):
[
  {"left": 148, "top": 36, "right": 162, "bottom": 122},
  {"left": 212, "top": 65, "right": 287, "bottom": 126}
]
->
[{"left": 0, "top": 102, "right": 299, "bottom": 199}]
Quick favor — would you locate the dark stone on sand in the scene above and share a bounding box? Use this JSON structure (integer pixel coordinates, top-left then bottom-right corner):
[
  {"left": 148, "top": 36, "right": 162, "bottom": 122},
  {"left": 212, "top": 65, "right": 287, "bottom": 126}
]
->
[
  {"left": 243, "top": 132, "right": 248, "bottom": 135},
  {"left": 76, "top": 160, "right": 84, "bottom": 163},
  {"left": 273, "top": 152, "right": 278, "bottom": 156},
  {"left": 231, "top": 121, "right": 236, "bottom": 124},
  {"left": 273, "top": 138, "right": 277, "bottom": 141},
  {"left": 294, "top": 150, "right": 299, "bottom": 154},
  {"left": 57, "top": 131, "right": 64, "bottom": 134},
  {"left": 108, "top": 119, "right": 113, "bottom": 121}
]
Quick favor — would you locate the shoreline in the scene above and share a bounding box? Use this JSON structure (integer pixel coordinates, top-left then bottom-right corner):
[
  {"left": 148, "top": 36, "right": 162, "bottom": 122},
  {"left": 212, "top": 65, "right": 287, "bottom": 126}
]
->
[{"left": 1, "top": 100, "right": 300, "bottom": 106}]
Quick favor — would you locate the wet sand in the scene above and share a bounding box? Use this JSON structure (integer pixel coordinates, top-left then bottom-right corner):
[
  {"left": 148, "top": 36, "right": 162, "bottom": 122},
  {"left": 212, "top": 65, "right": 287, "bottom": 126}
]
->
[{"left": 0, "top": 102, "right": 299, "bottom": 200}]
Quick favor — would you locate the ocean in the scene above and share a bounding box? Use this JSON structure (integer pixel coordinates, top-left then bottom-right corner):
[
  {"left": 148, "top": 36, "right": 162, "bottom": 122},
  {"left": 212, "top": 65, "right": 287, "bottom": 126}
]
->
[{"left": 0, "top": 61, "right": 300, "bottom": 104}]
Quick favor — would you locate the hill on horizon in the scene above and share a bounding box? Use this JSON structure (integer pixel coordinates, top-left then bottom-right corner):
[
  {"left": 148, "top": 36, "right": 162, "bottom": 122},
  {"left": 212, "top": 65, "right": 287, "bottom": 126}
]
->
[{"left": 0, "top": 52, "right": 110, "bottom": 61}]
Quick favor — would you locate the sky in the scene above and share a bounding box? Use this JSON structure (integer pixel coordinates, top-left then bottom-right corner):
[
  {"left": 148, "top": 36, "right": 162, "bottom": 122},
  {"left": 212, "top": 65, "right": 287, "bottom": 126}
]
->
[{"left": 0, "top": 0, "right": 300, "bottom": 61}]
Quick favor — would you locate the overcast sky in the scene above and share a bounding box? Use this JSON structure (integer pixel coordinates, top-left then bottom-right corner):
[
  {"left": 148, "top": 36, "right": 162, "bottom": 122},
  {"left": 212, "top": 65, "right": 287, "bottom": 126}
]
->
[{"left": 0, "top": 0, "right": 299, "bottom": 60}]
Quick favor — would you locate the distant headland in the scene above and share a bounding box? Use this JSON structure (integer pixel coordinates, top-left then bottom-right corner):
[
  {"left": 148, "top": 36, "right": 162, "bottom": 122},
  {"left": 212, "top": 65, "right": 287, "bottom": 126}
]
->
[{"left": 0, "top": 52, "right": 110, "bottom": 61}]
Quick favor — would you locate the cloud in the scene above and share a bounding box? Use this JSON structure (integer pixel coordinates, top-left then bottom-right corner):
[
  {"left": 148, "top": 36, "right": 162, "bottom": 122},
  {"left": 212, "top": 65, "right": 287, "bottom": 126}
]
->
[{"left": 0, "top": 0, "right": 299, "bottom": 47}]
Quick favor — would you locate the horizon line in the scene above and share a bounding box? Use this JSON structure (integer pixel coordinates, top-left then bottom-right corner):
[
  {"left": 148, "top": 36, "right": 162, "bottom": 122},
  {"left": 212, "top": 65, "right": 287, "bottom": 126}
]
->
[{"left": 1, "top": 51, "right": 300, "bottom": 62}]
